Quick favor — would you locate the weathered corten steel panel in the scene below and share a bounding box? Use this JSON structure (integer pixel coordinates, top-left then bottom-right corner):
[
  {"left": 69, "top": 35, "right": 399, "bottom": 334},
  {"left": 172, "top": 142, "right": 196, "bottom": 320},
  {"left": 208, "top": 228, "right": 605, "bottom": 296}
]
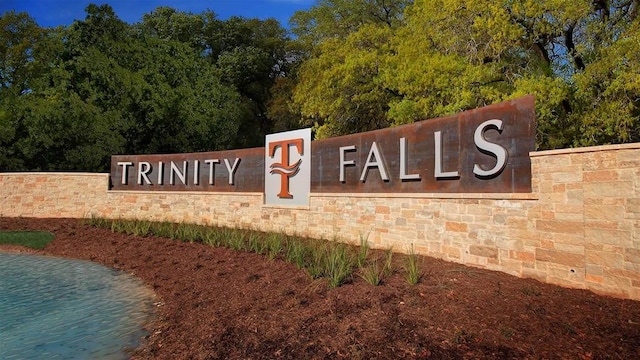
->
[
  {"left": 110, "top": 96, "right": 535, "bottom": 193},
  {"left": 310, "top": 95, "right": 535, "bottom": 193},
  {"left": 110, "top": 147, "right": 264, "bottom": 192}
]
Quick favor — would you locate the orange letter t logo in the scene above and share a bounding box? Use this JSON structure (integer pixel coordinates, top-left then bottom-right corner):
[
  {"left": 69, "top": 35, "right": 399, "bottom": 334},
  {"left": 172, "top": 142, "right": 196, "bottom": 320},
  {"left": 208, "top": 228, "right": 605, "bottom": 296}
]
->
[{"left": 268, "top": 138, "right": 304, "bottom": 199}]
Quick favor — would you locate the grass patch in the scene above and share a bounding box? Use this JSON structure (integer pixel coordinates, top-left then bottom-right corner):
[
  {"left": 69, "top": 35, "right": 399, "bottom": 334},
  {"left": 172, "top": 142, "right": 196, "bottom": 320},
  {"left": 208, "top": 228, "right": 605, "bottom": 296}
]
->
[
  {"left": 324, "top": 243, "right": 355, "bottom": 288},
  {"left": 85, "top": 216, "right": 430, "bottom": 290},
  {"left": 284, "top": 237, "right": 307, "bottom": 268},
  {"left": 0, "top": 231, "right": 55, "bottom": 250},
  {"left": 404, "top": 244, "right": 421, "bottom": 285},
  {"left": 360, "top": 260, "right": 382, "bottom": 286},
  {"left": 356, "top": 232, "right": 370, "bottom": 268},
  {"left": 382, "top": 247, "right": 394, "bottom": 277}
]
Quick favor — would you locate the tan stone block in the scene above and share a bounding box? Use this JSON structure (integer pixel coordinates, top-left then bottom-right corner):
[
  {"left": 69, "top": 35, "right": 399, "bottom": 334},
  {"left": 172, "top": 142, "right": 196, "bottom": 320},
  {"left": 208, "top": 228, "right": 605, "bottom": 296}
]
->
[
  {"left": 540, "top": 239, "right": 555, "bottom": 249},
  {"left": 498, "top": 258, "right": 523, "bottom": 276},
  {"left": 562, "top": 183, "right": 581, "bottom": 191},
  {"left": 585, "top": 274, "right": 604, "bottom": 284},
  {"left": 555, "top": 212, "right": 584, "bottom": 222},
  {"left": 585, "top": 205, "right": 625, "bottom": 222},
  {"left": 510, "top": 250, "right": 535, "bottom": 262},
  {"left": 445, "top": 221, "right": 468, "bottom": 232},
  {"left": 495, "top": 238, "right": 523, "bottom": 251},
  {"left": 552, "top": 184, "right": 566, "bottom": 193},
  {"left": 616, "top": 149, "right": 640, "bottom": 167},
  {"left": 551, "top": 167, "right": 583, "bottom": 183},
  {"left": 469, "top": 245, "right": 498, "bottom": 259},
  {"left": 584, "top": 181, "right": 634, "bottom": 198},
  {"left": 554, "top": 243, "right": 585, "bottom": 255},
  {"left": 606, "top": 268, "right": 640, "bottom": 282},
  {"left": 586, "top": 250, "right": 623, "bottom": 268},
  {"left": 535, "top": 154, "right": 571, "bottom": 167},
  {"left": 536, "top": 248, "right": 584, "bottom": 267},
  {"left": 552, "top": 233, "right": 584, "bottom": 246},
  {"left": 588, "top": 284, "right": 627, "bottom": 299},
  {"left": 586, "top": 220, "right": 622, "bottom": 230},
  {"left": 522, "top": 268, "right": 548, "bottom": 282},
  {"left": 583, "top": 151, "right": 617, "bottom": 171},
  {"left": 584, "top": 170, "right": 619, "bottom": 182},
  {"left": 536, "top": 219, "right": 583, "bottom": 234},
  {"left": 601, "top": 270, "right": 632, "bottom": 288},
  {"left": 627, "top": 199, "right": 640, "bottom": 214},
  {"left": 624, "top": 248, "right": 640, "bottom": 264},
  {"left": 375, "top": 205, "right": 390, "bottom": 214},
  {"left": 506, "top": 216, "right": 528, "bottom": 228},
  {"left": 442, "top": 244, "right": 461, "bottom": 259},
  {"left": 586, "top": 264, "right": 604, "bottom": 276},
  {"left": 555, "top": 204, "right": 584, "bottom": 214},
  {"left": 399, "top": 210, "right": 416, "bottom": 222},
  {"left": 541, "top": 210, "right": 556, "bottom": 220},
  {"left": 585, "top": 228, "right": 630, "bottom": 245}
]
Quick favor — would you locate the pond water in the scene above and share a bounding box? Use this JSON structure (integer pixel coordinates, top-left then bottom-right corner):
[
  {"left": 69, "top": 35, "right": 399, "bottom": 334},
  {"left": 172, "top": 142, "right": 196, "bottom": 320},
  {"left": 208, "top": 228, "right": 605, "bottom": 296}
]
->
[{"left": 0, "top": 253, "right": 156, "bottom": 359}]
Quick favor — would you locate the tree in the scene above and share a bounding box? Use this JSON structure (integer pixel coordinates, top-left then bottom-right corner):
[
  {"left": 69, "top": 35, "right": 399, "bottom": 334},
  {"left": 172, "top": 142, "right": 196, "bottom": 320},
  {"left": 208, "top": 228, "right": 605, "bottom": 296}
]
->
[
  {"left": 382, "top": 0, "right": 640, "bottom": 148},
  {"left": 290, "top": 0, "right": 410, "bottom": 46},
  {"left": 0, "top": 11, "right": 46, "bottom": 170},
  {"left": 293, "top": 24, "right": 397, "bottom": 138},
  {"left": 0, "top": 4, "right": 250, "bottom": 171},
  {"left": 291, "top": 0, "right": 639, "bottom": 148},
  {"left": 291, "top": 0, "right": 410, "bottom": 138},
  {"left": 573, "top": 13, "right": 640, "bottom": 145},
  {"left": 204, "top": 16, "right": 292, "bottom": 146}
]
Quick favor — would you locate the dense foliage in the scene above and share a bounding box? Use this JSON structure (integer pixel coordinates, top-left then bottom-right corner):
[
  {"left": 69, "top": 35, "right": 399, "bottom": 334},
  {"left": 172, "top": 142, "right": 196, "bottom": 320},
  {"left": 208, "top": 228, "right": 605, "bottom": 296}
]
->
[
  {"left": 1, "top": 1, "right": 638, "bottom": 171},
  {"left": 0, "top": 5, "right": 293, "bottom": 171},
  {"left": 292, "top": 0, "right": 640, "bottom": 149}
]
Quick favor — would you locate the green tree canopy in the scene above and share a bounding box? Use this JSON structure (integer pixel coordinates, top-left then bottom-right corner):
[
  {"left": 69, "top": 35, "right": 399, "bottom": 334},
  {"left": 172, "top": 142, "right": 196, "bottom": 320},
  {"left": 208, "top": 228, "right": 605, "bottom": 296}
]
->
[
  {"left": 291, "top": 0, "right": 410, "bottom": 138},
  {"left": 0, "top": 4, "right": 293, "bottom": 172},
  {"left": 292, "top": 0, "right": 640, "bottom": 148}
]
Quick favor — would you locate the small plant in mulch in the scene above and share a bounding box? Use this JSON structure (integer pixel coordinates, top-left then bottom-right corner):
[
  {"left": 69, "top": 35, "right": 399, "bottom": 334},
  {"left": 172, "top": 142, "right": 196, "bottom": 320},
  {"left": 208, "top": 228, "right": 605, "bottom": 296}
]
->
[
  {"left": 227, "top": 229, "right": 247, "bottom": 251},
  {"left": 452, "top": 328, "right": 475, "bottom": 344},
  {"left": 500, "top": 326, "right": 515, "bottom": 339},
  {"left": 323, "top": 242, "right": 354, "bottom": 288},
  {"left": 404, "top": 244, "right": 421, "bottom": 285},
  {"left": 265, "top": 233, "right": 284, "bottom": 260},
  {"left": 284, "top": 237, "right": 307, "bottom": 269},
  {"left": 521, "top": 286, "right": 542, "bottom": 296},
  {"left": 247, "top": 231, "right": 265, "bottom": 254},
  {"left": 360, "top": 260, "right": 382, "bottom": 286},
  {"left": 356, "top": 232, "right": 370, "bottom": 268},
  {"left": 202, "top": 227, "right": 221, "bottom": 247},
  {"left": 382, "top": 247, "right": 394, "bottom": 277},
  {"left": 149, "top": 221, "right": 174, "bottom": 238},
  {"left": 175, "top": 222, "right": 203, "bottom": 242},
  {"left": 132, "top": 220, "right": 152, "bottom": 237}
]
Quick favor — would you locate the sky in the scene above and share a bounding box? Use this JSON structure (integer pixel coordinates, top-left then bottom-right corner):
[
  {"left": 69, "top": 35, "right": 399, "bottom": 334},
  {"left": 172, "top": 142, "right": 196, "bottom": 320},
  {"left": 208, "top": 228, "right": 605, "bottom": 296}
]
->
[{"left": 1, "top": 0, "right": 315, "bottom": 29}]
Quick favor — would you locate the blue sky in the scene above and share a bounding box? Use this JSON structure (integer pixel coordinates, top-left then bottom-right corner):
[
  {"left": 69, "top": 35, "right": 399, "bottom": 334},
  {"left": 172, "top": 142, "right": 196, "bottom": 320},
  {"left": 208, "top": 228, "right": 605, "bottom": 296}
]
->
[{"left": 1, "top": 0, "right": 315, "bottom": 28}]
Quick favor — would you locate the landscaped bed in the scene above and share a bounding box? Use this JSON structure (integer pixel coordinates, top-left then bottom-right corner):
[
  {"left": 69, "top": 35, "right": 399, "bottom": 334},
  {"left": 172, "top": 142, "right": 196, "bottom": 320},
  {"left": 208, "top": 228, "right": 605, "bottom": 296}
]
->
[{"left": 1, "top": 217, "right": 639, "bottom": 359}]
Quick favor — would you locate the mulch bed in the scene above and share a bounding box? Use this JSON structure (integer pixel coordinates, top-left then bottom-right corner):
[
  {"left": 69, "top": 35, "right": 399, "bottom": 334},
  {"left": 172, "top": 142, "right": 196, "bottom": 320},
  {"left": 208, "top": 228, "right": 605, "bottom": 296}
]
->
[{"left": 1, "top": 217, "right": 639, "bottom": 359}]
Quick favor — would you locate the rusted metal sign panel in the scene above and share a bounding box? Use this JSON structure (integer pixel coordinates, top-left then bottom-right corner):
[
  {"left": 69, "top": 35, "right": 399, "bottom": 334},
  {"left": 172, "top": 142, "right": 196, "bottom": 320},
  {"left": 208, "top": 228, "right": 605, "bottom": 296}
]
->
[
  {"left": 110, "top": 96, "right": 535, "bottom": 193},
  {"left": 310, "top": 95, "right": 535, "bottom": 193},
  {"left": 110, "top": 147, "right": 264, "bottom": 192}
]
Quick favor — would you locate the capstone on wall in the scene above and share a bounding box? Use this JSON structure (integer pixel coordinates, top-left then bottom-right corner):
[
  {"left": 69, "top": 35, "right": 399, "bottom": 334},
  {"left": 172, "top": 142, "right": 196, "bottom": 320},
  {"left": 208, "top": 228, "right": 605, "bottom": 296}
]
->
[{"left": 1, "top": 143, "right": 639, "bottom": 300}]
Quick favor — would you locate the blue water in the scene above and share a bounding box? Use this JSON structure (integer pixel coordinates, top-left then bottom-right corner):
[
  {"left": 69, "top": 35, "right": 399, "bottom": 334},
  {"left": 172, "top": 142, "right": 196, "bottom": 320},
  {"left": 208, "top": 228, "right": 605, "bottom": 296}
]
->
[{"left": 0, "top": 253, "right": 156, "bottom": 359}]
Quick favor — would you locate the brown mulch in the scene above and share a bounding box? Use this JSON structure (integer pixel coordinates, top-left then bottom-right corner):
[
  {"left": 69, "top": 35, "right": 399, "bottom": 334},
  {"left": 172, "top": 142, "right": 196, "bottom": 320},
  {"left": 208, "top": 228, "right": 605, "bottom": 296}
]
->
[{"left": 1, "top": 217, "right": 639, "bottom": 360}]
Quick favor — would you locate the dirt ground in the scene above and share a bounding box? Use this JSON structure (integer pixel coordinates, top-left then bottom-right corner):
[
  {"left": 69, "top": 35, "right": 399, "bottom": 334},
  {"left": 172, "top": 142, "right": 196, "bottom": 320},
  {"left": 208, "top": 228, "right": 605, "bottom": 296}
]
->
[{"left": 1, "top": 217, "right": 639, "bottom": 359}]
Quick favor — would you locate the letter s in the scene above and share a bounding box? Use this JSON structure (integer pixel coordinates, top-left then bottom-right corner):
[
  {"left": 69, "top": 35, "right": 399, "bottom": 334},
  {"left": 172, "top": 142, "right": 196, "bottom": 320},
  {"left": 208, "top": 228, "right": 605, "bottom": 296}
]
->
[{"left": 473, "top": 119, "right": 508, "bottom": 178}]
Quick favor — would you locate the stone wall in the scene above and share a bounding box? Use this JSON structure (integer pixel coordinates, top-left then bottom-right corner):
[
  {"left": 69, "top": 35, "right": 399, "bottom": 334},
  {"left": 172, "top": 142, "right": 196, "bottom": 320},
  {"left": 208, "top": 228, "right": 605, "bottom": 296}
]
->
[{"left": 1, "top": 143, "right": 639, "bottom": 300}]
